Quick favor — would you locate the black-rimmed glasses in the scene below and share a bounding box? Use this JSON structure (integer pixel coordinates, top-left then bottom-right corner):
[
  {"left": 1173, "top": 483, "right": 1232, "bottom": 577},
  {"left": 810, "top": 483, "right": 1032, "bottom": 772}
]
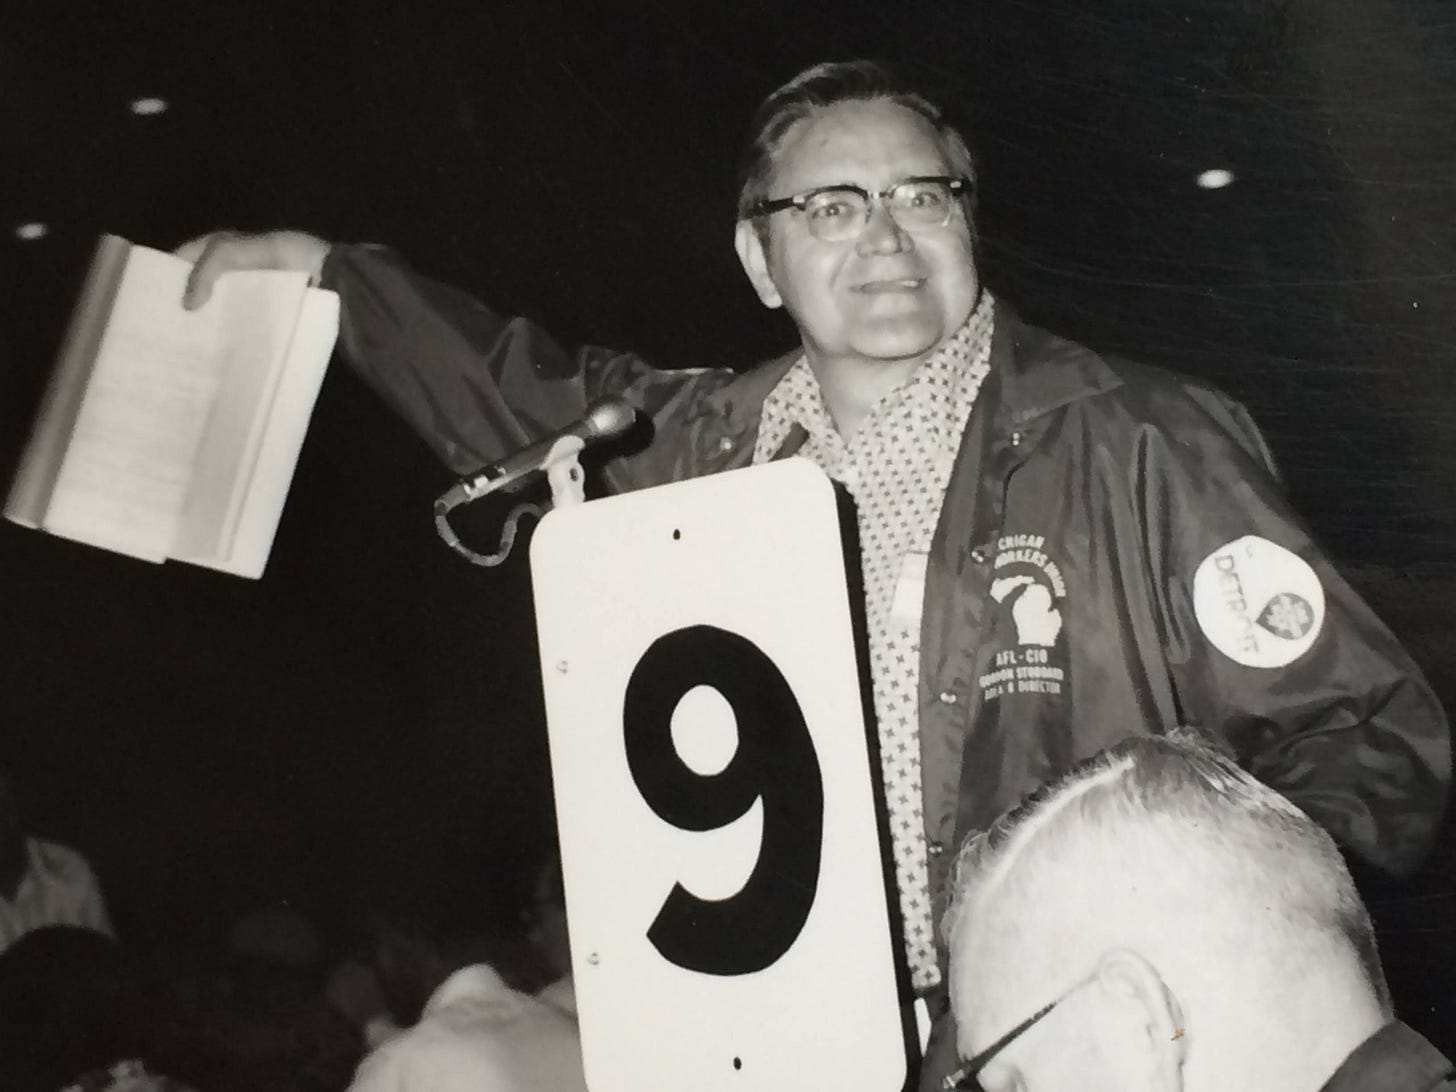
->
[
  {"left": 941, "top": 984, "right": 1077, "bottom": 1091},
  {"left": 750, "top": 176, "right": 970, "bottom": 242}
]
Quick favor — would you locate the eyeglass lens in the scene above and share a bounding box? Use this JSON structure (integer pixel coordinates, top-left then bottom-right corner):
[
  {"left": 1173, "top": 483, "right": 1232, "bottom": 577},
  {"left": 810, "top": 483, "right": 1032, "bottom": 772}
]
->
[{"left": 803, "top": 180, "right": 957, "bottom": 240}]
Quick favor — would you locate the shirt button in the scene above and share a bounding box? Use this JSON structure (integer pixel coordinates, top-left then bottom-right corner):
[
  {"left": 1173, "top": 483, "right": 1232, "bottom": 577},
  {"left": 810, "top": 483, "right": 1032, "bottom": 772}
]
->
[
  {"left": 1010, "top": 431, "right": 1023, "bottom": 447},
  {"left": 938, "top": 690, "right": 959, "bottom": 705},
  {"left": 717, "top": 436, "right": 735, "bottom": 453},
  {"left": 928, "top": 841, "right": 946, "bottom": 858},
  {"left": 970, "top": 548, "right": 986, "bottom": 563}
]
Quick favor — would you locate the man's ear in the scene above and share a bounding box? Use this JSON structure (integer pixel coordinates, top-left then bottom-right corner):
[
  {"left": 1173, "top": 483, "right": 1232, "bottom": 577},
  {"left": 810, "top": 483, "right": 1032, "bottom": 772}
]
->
[
  {"left": 734, "top": 220, "right": 783, "bottom": 309},
  {"left": 1091, "top": 948, "right": 1187, "bottom": 1090}
]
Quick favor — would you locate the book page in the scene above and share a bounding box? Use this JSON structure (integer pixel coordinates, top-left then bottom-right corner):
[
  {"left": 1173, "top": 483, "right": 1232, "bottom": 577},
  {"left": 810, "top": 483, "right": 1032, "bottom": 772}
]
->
[
  {"left": 176, "top": 285, "right": 338, "bottom": 579},
  {"left": 4, "top": 234, "right": 132, "bottom": 527},
  {"left": 169, "top": 271, "right": 314, "bottom": 566},
  {"left": 39, "top": 246, "right": 230, "bottom": 562}
]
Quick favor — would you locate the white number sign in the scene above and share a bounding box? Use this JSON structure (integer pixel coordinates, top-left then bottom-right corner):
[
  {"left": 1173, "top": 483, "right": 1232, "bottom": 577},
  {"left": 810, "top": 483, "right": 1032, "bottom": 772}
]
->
[{"left": 531, "top": 458, "right": 908, "bottom": 1092}]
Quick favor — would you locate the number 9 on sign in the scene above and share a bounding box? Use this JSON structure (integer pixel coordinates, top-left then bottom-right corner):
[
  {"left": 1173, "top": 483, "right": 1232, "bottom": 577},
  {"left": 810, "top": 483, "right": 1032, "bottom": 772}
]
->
[{"left": 624, "top": 624, "right": 823, "bottom": 975}]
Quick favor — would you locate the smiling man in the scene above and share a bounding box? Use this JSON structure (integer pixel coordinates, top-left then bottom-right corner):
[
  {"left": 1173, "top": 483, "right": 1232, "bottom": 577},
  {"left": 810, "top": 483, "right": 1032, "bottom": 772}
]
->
[
  {"left": 181, "top": 60, "right": 1448, "bottom": 1090},
  {"left": 941, "top": 733, "right": 1455, "bottom": 1092},
  {"left": 733, "top": 94, "right": 980, "bottom": 437}
]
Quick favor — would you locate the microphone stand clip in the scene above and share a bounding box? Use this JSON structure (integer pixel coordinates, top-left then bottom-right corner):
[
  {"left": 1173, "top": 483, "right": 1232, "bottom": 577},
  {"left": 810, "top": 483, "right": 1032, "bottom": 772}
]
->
[{"left": 433, "top": 437, "right": 588, "bottom": 567}]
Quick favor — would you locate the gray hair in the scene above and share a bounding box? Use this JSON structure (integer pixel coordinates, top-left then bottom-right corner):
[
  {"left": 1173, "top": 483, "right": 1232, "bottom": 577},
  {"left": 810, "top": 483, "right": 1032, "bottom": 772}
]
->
[{"left": 942, "top": 730, "right": 1391, "bottom": 1012}]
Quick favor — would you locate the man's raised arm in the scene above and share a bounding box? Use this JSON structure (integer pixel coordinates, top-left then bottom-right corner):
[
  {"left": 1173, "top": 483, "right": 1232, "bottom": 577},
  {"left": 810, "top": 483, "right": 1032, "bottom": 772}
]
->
[{"left": 178, "top": 229, "right": 734, "bottom": 492}]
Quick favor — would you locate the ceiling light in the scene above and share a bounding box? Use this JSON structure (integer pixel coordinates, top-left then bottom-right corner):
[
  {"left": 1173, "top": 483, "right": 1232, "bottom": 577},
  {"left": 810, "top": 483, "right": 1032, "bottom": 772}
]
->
[
  {"left": 15, "top": 222, "right": 49, "bottom": 241},
  {"left": 130, "top": 97, "right": 169, "bottom": 116},
  {"left": 1196, "top": 168, "right": 1235, "bottom": 189}
]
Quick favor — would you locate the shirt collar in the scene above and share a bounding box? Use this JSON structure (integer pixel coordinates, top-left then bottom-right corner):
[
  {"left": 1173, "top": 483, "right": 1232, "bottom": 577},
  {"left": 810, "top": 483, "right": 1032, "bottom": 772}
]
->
[
  {"left": 762, "top": 290, "right": 997, "bottom": 442},
  {"left": 716, "top": 292, "right": 1125, "bottom": 435},
  {"left": 423, "top": 963, "right": 514, "bottom": 1017}
]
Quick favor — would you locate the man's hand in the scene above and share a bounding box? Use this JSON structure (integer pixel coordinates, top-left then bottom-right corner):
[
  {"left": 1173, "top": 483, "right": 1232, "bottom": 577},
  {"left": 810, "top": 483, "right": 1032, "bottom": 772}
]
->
[{"left": 177, "top": 229, "right": 332, "bottom": 309}]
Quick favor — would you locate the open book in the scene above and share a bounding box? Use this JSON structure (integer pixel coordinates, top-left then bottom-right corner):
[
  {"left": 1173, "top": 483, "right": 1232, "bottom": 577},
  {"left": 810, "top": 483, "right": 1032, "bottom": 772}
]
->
[{"left": 5, "top": 235, "right": 339, "bottom": 579}]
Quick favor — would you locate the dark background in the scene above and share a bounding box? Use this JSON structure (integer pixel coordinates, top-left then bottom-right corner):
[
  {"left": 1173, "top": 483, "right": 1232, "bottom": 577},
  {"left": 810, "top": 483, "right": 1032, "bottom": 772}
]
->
[{"left": 3, "top": 0, "right": 1454, "bottom": 1048}]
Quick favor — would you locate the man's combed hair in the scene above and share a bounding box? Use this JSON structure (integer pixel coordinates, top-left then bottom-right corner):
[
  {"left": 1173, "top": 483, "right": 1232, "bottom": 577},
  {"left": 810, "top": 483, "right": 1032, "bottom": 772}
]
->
[
  {"left": 942, "top": 730, "right": 1392, "bottom": 1012},
  {"left": 735, "top": 60, "right": 978, "bottom": 224}
]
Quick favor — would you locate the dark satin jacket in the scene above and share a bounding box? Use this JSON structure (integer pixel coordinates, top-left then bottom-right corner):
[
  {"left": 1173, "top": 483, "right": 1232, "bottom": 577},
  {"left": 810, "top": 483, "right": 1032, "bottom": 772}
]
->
[{"left": 324, "top": 243, "right": 1450, "bottom": 942}]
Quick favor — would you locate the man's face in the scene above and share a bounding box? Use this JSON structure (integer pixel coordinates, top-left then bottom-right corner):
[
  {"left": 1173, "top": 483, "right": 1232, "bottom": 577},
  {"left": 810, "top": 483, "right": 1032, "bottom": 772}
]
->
[{"left": 738, "top": 99, "right": 978, "bottom": 372}]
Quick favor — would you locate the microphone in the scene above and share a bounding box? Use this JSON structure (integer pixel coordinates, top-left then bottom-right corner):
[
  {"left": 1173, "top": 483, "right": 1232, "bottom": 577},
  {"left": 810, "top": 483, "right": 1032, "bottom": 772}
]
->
[{"left": 434, "top": 397, "right": 637, "bottom": 511}]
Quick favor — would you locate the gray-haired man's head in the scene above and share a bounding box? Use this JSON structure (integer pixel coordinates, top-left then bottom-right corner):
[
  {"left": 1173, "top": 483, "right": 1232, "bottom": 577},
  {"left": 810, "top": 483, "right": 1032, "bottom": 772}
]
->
[{"left": 942, "top": 731, "right": 1390, "bottom": 1092}]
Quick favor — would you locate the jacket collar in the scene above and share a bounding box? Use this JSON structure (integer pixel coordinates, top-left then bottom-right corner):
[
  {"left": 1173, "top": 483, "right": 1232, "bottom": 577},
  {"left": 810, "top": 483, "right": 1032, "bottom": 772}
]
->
[
  {"left": 1318, "top": 1021, "right": 1456, "bottom": 1091},
  {"left": 991, "top": 298, "right": 1124, "bottom": 425},
  {"left": 712, "top": 293, "right": 1124, "bottom": 433},
  {"left": 709, "top": 347, "right": 799, "bottom": 436}
]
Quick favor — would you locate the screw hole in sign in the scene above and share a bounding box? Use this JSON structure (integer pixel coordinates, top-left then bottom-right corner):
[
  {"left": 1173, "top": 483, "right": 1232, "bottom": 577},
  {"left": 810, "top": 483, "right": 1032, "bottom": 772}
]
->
[
  {"left": 733, "top": 1058, "right": 742, "bottom": 1071},
  {"left": 672, "top": 529, "right": 682, "bottom": 540}
]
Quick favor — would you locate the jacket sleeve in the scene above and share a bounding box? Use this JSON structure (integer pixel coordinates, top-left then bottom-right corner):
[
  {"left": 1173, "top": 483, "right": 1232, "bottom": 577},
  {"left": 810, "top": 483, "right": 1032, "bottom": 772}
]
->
[
  {"left": 1143, "top": 385, "right": 1450, "bottom": 877},
  {"left": 319, "top": 243, "right": 733, "bottom": 492}
]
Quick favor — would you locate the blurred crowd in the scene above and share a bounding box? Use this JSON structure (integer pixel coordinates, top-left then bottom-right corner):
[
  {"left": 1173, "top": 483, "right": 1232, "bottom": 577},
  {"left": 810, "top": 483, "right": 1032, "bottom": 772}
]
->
[{"left": 0, "top": 767, "right": 582, "bottom": 1092}]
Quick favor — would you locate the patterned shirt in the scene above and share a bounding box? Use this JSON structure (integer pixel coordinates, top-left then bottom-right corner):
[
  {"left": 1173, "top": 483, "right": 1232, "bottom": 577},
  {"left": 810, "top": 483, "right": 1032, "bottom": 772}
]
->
[{"left": 753, "top": 293, "right": 995, "bottom": 990}]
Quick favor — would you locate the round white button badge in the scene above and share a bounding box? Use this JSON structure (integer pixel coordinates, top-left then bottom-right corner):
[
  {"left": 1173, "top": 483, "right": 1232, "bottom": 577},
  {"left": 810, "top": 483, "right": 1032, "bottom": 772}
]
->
[{"left": 1192, "top": 535, "right": 1325, "bottom": 669}]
